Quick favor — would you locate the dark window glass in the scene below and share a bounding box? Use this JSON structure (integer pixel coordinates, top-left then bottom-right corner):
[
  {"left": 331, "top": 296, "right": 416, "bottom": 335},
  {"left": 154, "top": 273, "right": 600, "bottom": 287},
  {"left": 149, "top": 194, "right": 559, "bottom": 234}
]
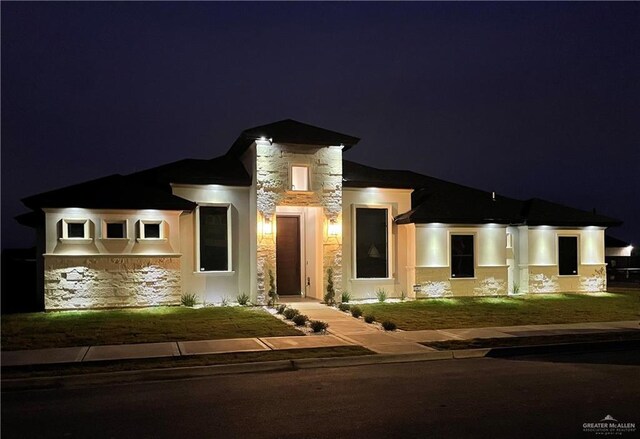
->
[
  {"left": 106, "top": 222, "right": 125, "bottom": 239},
  {"left": 144, "top": 223, "right": 161, "bottom": 239},
  {"left": 355, "top": 208, "right": 388, "bottom": 278},
  {"left": 67, "top": 223, "right": 86, "bottom": 238},
  {"left": 199, "top": 207, "right": 228, "bottom": 271},
  {"left": 451, "top": 235, "right": 474, "bottom": 278},
  {"left": 558, "top": 236, "right": 578, "bottom": 275}
]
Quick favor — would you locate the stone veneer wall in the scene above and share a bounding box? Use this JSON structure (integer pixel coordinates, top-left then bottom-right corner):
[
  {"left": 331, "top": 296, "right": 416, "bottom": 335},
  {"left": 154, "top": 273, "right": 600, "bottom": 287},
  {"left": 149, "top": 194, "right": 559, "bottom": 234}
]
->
[
  {"left": 414, "top": 266, "right": 509, "bottom": 297},
  {"left": 255, "top": 142, "right": 342, "bottom": 303},
  {"left": 44, "top": 256, "right": 181, "bottom": 310},
  {"left": 528, "top": 264, "right": 607, "bottom": 293}
]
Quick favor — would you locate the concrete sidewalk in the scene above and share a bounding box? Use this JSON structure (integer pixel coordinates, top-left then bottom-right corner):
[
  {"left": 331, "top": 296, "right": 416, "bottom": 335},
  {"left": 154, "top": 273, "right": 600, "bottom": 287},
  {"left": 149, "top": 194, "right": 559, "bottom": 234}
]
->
[{"left": 2, "top": 301, "right": 638, "bottom": 368}]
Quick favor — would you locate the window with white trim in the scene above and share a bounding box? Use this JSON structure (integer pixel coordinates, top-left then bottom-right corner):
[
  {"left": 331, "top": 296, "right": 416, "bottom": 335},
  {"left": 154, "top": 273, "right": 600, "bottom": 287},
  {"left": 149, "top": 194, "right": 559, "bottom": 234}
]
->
[
  {"left": 355, "top": 207, "right": 389, "bottom": 278},
  {"left": 291, "top": 166, "right": 309, "bottom": 191},
  {"left": 198, "top": 206, "right": 231, "bottom": 272},
  {"left": 61, "top": 219, "right": 90, "bottom": 240},
  {"left": 103, "top": 220, "right": 127, "bottom": 239},
  {"left": 558, "top": 236, "right": 578, "bottom": 275},
  {"left": 139, "top": 220, "right": 163, "bottom": 240},
  {"left": 451, "top": 234, "right": 474, "bottom": 278}
]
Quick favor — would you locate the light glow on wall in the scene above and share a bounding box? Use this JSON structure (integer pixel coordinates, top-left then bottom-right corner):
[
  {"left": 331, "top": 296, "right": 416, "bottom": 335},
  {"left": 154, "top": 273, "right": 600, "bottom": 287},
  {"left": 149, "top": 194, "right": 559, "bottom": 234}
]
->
[{"left": 328, "top": 220, "right": 340, "bottom": 237}]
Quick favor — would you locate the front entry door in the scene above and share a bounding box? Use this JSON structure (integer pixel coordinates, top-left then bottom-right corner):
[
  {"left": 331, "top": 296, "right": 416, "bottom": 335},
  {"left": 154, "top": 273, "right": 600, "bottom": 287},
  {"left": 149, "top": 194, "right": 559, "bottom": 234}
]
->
[{"left": 276, "top": 216, "right": 301, "bottom": 295}]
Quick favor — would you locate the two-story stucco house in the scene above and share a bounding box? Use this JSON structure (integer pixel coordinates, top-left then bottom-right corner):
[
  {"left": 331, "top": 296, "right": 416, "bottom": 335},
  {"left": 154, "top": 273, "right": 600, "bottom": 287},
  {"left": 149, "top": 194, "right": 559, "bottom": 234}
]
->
[{"left": 18, "top": 120, "right": 621, "bottom": 310}]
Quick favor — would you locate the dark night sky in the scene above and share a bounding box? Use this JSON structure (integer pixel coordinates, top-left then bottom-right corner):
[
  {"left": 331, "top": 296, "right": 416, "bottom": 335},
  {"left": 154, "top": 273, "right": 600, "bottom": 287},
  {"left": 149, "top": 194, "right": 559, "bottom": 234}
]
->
[{"left": 2, "top": 2, "right": 639, "bottom": 249}]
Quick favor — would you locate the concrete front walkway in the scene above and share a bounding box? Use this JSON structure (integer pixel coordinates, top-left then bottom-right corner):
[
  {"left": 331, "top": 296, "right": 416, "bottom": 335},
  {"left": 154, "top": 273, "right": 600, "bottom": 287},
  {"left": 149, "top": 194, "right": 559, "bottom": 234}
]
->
[{"left": 288, "top": 301, "right": 436, "bottom": 354}]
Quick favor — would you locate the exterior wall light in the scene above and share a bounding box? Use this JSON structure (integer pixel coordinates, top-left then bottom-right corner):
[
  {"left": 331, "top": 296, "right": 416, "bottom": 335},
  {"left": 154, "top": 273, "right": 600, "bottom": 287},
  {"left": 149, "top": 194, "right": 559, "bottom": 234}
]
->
[
  {"left": 328, "top": 221, "right": 340, "bottom": 237},
  {"left": 263, "top": 218, "right": 273, "bottom": 235}
]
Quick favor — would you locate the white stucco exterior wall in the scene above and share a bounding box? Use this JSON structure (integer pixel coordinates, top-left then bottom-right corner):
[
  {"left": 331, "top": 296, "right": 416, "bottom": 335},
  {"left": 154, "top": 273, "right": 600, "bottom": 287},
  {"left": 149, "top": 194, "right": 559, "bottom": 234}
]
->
[
  {"left": 414, "top": 224, "right": 509, "bottom": 297},
  {"left": 526, "top": 226, "right": 607, "bottom": 293},
  {"left": 171, "top": 184, "right": 251, "bottom": 304},
  {"left": 342, "top": 187, "right": 412, "bottom": 299},
  {"left": 42, "top": 208, "right": 184, "bottom": 309}
]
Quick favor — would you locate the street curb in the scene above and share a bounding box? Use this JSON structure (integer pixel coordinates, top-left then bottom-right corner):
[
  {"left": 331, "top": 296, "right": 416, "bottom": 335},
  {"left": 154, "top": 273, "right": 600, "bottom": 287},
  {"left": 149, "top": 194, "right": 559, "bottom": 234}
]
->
[
  {"left": 485, "top": 339, "right": 640, "bottom": 358},
  {"left": 2, "top": 349, "right": 487, "bottom": 391},
  {"left": 293, "top": 350, "right": 456, "bottom": 369},
  {"left": 1, "top": 359, "right": 295, "bottom": 391}
]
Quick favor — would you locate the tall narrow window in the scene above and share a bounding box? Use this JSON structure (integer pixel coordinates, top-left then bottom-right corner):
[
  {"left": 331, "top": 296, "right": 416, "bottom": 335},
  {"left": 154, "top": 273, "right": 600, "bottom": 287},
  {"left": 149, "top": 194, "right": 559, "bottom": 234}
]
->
[
  {"left": 199, "top": 206, "right": 229, "bottom": 272},
  {"left": 558, "top": 236, "right": 578, "bottom": 275},
  {"left": 355, "top": 208, "right": 388, "bottom": 278},
  {"left": 451, "top": 235, "right": 474, "bottom": 278},
  {"left": 291, "top": 166, "right": 309, "bottom": 191}
]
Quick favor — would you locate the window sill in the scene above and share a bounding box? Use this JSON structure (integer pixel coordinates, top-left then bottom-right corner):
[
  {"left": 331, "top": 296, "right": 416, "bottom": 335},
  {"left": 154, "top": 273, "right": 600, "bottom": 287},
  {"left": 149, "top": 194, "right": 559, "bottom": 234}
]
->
[
  {"left": 99, "top": 238, "right": 130, "bottom": 241},
  {"left": 286, "top": 190, "right": 314, "bottom": 195},
  {"left": 136, "top": 238, "right": 168, "bottom": 243},
  {"left": 351, "top": 277, "right": 394, "bottom": 282},
  {"left": 193, "top": 271, "right": 235, "bottom": 276},
  {"left": 558, "top": 274, "right": 579, "bottom": 277},
  {"left": 58, "top": 238, "right": 93, "bottom": 244},
  {"left": 450, "top": 277, "right": 476, "bottom": 280}
]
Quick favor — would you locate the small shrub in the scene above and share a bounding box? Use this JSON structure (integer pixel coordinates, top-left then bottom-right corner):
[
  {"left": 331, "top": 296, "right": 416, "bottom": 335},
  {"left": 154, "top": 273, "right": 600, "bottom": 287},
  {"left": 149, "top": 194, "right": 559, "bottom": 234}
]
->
[
  {"left": 382, "top": 320, "right": 397, "bottom": 331},
  {"left": 324, "top": 292, "right": 336, "bottom": 306},
  {"left": 292, "top": 314, "right": 308, "bottom": 326},
  {"left": 364, "top": 314, "right": 376, "bottom": 324},
  {"left": 220, "top": 296, "right": 229, "bottom": 307},
  {"left": 338, "top": 303, "right": 351, "bottom": 312},
  {"left": 324, "top": 267, "right": 336, "bottom": 305},
  {"left": 309, "top": 320, "right": 329, "bottom": 333},
  {"left": 180, "top": 293, "right": 198, "bottom": 307},
  {"left": 511, "top": 283, "right": 520, "bottom": 295},
  {"left": 237, "top": 292, "right": 250, "bottom": 306},
  {"left": 376, "top": 288, "right": 388, "bottom": 303},
  {"left": 350, "top": 306, "right": 363, "bottom": 318},
  {"left": 400, "top": 290, "right": 407, "bottom": 301},
  {"left": 268, "top": 269, "right": 278, "bottom": 306},
  {"left": 283, "top": 308, "right": 300, "bottom": 320},
  {"left": 341, "top": 291, "right": 351, "bottom": 303},
  {"left": 276, "top": 304, "right": 287, "bottom": 314}
]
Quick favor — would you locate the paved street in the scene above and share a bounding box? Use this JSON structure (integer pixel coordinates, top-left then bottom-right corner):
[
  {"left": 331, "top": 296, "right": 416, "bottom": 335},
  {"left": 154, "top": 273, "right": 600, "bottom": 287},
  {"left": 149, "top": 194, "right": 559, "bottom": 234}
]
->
[{"left": 3, "top": 348, "right": 639, "bottom": 439}]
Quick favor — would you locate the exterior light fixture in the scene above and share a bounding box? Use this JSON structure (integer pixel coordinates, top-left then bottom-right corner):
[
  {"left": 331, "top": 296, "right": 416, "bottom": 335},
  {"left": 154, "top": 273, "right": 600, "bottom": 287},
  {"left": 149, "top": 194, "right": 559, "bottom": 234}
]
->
[
  {"left": 328, "top": 221, "right": 340, "bottom": 237},
  {"left": 263, "top": 218, "right": 273, "bottom": 235}
]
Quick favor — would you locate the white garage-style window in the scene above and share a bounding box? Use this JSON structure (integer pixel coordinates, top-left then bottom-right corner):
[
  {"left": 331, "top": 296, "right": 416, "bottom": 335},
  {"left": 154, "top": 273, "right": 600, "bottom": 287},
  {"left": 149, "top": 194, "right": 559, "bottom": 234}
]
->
[
  {"left": 138, "top": 220, "right": 164, "bottom": 240},
  {"left": 290, "top": 165, "right": 309, "bottom": 191},
  {"left": 60, "top": 219, "right": 91, "bottom": 241},
  {"left": 102, "top": 220, "right": 128, "bottom": 239},
  {"left": 354, "top": 207, "right": 390, "bottom": 279},
  {"left": 197, "top": 205, "right": 232, "bottom": 272}
]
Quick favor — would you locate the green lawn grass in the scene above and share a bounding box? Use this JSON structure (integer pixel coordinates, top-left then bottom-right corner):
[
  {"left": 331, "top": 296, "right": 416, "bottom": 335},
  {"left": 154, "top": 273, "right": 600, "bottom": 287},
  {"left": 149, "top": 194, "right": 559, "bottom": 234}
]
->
[
  {"left": 359, "top": 291, "right": 640, "bottom": 331},
  {"left": 1, "top": 346, "right": 373, "bottom": 379},
  {"left": 1, "top": 306, "right": 301, "bottom": 351}
]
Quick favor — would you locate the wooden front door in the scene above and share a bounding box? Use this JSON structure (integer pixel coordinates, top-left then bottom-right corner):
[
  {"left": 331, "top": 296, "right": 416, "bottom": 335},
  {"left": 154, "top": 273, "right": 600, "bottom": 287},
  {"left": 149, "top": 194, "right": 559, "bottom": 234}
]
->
[{"left": 276, "top": 216, "right": 301, "bottom": 295}]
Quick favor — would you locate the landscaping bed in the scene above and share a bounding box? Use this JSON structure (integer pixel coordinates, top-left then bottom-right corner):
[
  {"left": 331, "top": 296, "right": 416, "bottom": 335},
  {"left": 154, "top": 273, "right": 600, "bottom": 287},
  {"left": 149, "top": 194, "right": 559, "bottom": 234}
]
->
[
  {"left": 356, "top": 291, "right": 640, "bottom": 331},
  {"left": 1, "top": 306, "right": 301, "bottom": 351}
]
